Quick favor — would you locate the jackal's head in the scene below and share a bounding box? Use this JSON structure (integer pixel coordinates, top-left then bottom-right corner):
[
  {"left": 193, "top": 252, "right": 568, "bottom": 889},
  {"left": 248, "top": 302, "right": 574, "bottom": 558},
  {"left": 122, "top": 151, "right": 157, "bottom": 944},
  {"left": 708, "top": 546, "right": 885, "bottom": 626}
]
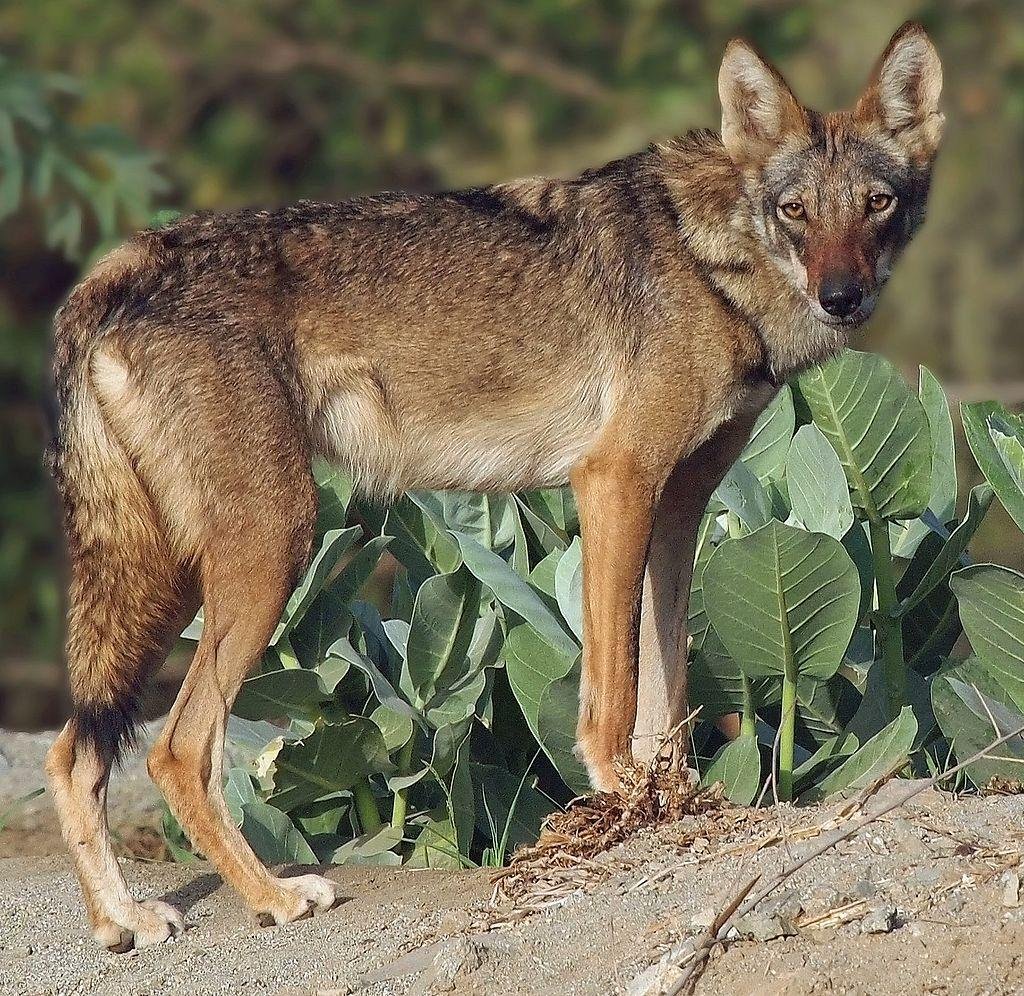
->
[{"left": 719, "top": 22, "right": 943, "bottom": 328}]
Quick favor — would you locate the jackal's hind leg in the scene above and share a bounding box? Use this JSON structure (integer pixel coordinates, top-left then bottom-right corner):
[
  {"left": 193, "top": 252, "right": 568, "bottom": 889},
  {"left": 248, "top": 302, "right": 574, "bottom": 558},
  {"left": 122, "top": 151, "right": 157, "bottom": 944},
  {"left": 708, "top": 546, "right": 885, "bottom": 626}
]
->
[
  {"left": 46, "top": 726, "right": 185, "bottom": 951},
  {"left": 44, "top": 553, "right": 196, "bottom": 951},
  {"left": 148, "top": 500, "right": 339, "bottom": 927}
]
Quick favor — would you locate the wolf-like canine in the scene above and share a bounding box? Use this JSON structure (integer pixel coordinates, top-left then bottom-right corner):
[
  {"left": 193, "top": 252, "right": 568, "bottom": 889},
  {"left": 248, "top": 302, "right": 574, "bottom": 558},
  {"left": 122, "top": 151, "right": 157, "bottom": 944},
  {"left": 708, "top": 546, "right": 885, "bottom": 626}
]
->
[{"left": 47, "top": 23, "right": 943, "bottom": 948}]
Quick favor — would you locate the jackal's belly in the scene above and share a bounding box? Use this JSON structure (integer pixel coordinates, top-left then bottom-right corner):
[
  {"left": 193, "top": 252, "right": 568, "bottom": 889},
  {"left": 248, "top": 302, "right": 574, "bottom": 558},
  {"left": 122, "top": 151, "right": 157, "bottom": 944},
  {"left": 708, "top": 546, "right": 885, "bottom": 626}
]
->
[{"left": 309, "top": 361, "right": 617, "bottom": 496}]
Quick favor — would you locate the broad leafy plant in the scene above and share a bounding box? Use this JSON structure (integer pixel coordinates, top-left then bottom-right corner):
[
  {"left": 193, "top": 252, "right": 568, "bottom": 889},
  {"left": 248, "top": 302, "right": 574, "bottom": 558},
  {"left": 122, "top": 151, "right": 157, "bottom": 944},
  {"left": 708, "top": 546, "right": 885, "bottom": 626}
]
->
[{"left": 170, "top": 350, "right": 1024, "bottom": 866}]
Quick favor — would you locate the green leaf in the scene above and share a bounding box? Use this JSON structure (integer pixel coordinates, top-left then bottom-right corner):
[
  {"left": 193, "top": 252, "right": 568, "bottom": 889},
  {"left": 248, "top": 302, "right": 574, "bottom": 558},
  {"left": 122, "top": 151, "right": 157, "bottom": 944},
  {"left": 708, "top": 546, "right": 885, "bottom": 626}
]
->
[
  {"left": 800, "top": 706, "right": 917, "bottom": 802},
  {"left": 425, "top": 669, "right": 487, "bottom": 729},
  {"left": 529, "top": 548, "right": 562, "bottom": 598},
  {"left": 687, "top": 512, "right": 723, "bottom": 653},
  {"left": 406, "top": 570, "right": 481, "bottom": 707},
  {"left": 269, "top": 718, "right": 390, "bottom": 812},
  {"left": 239, "top": 802, "right": 318, "bottom": 865},
  {"left": 846, "top": 660, "right": 934, "bottom": 746},
  {"left": 739, "top": 386, "right": 795, "bottom": 483},
  {"left": 224, "top": 768, "right": 258, "bottom": 826},
  {"left": 370, "top": 704, "right": 414, "bottom": 753},
  {"left": 440, "top": 492, "right": 515, "bottom": 550},
  {"left": 326, "top": 637, "right": 423, "bottom": 728},
  {"left": 797, "top": 351, "right": 932, "bottom": 522},
  {"left": 45, "top": 200, "right": 83, "bottom": 257},
  {"left": 455, "top": 532, "right": 578, "bottom": 658},
  {"left": 703, "top": 520, "right": 861, "bottom": 682},
  {"left": 962, "top": 402, "right": 1024, "bottom": 533},
  {"left": 414, "top": 607, "right": 500, "bottom": 731},
  {"left": 896, "top": 485, "right": 993, "bottom": 618},
  {"left": 932, "top": 660, "right": 1024, "bottom": 787},
  {"left": 536, "top": 656, "right": 590, "bottom": 793},
  {"left": 701, "top": 734, "right": 760, "bottom": 805},
  {"left": 515, "top": 495, "right": 569, "bottom": 555},
  {"left": 951, "top": 564, "right": 1024, "bottom": 682},
  {"left": 161, "top": 807, "right": 196, "bottom": 863},
  {"left": 688, "top": 634, "right": 778, "bottom": 722},
  {"left": 796, "top": 674, "right": 859, "bottom": 744},
  {"left": 292, "top": 531, "right": 392, "bottom": 669},
  {"left": 891, "top": 367, "right": 957, "bottom": 556},
  {"left": 292, "top": 796, "right": 349, "bottom": 837},
  {"left": 786, "top": 424, "right": 854, "bottom": 539},
  {"left": 274, "top": 527, "right": 361, "bottom": 643},
  {"left": 554, "top": 537, "right": 583, "bottom": 642},
  {"left": 314, "top": 460, "right": 354, "bottom": 533},
  {"left": 508, "top": 499, "right": 531, "bottom": 576},
  {"left": 389, "top": 495, "right": 462, "bottom": 578},
  {"left": 993, "top": 426, "right": 1024, "bottom": 497},
  {"left": 503, "top": 620, "right": 576, "bottom": 746},
  {"left": 841, "top": 523, "right": 874, "bottom": 620},
  {"left": 0, "top": 110, "right": 23, "bottom": 220},
  {"left": 332, "top": 825, "right": 404, "bottom": 864},
  {"left": 905, "top": 608, "right": 959, "bottom": 683},
  {"left": 472, "top": 762, "right": 556, "bottom": 848},
  {"left": 290, "top": 591, "right": 351, "bottom": 670},
  {"left": 792, "top": 734, "right": 859, "bottom": 795},
  {"left": 429, "top": 718, "right": 473, "bottom": 781},
  {"left": 714, "top": 461, "right": 771, "bottom": 533},
  {"left": 233, "top": 668, "right": 330, "bottom": 721},
  {"left": 527, "top": 489, "right": 578, "bottom": 534}
]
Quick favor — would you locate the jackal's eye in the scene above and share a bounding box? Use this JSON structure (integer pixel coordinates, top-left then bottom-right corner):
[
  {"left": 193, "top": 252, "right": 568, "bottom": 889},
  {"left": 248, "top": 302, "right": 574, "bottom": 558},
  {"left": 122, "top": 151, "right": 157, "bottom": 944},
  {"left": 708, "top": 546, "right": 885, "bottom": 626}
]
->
[
  {"left": 778, "top": 200, "right": 806, "bottom": 221},
  {"left": 867, "top": 193, "right": 894, "bottom": 214}
]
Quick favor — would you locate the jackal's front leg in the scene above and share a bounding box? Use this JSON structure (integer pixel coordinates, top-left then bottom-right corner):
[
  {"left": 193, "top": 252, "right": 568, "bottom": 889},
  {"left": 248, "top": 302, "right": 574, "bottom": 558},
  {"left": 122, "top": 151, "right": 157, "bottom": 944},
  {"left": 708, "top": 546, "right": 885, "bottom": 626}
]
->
[
  {"left": 634, "top": 417, "right": 762, "bottom": 768},
  {"left": 570, "top": 452, "right": 657, "bottom": 793}
]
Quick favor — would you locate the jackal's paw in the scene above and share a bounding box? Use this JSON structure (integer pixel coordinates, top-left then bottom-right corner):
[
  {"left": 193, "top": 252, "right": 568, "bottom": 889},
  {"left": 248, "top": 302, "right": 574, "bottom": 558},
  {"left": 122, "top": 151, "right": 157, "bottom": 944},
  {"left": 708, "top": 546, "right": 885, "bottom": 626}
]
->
[
  {"left": 94, "top": 899, "right": 184, "bottom": 952},
  {"left": 256, "top": 874, "right": 339, "bottom": 927}
]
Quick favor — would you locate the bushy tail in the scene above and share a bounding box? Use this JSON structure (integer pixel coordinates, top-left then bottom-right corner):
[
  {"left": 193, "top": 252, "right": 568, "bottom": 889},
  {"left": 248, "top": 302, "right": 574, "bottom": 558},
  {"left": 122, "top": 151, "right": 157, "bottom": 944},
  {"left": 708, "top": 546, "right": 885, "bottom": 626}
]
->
[{"left": 51, "top": 245, "right": 184, "bottom": 764}]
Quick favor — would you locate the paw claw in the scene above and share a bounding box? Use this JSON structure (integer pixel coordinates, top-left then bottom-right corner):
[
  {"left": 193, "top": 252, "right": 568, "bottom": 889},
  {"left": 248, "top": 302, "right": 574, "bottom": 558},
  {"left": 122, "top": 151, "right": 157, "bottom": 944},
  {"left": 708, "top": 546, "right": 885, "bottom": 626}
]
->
[
  {"left": 94, "top": 899, "right": 184, "bottom": 952},
  {"left": 255, "top": 874, "right": 339, "bottom": 927}
]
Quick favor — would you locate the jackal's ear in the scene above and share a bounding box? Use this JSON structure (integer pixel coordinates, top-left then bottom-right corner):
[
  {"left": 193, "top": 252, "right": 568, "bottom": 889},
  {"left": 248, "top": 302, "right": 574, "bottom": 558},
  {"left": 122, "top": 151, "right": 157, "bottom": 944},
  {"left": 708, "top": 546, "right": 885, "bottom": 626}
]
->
[
  {"left": 719, "top": 40, "right": 808, "bottom": 164},
  {"left": 855, "top": 22, "right": 944, "bottom": 161}
]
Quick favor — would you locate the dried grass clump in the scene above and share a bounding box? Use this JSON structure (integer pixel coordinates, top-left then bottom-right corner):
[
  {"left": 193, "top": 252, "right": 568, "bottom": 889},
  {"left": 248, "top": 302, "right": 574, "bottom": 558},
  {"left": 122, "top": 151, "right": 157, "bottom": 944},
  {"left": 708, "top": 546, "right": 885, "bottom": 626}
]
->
[
  {"left": 984, "top": 775, "right": 1024, "bottom": 796},
  {"left": 488, "top": 744, "right": 746, "bottom": 919}
]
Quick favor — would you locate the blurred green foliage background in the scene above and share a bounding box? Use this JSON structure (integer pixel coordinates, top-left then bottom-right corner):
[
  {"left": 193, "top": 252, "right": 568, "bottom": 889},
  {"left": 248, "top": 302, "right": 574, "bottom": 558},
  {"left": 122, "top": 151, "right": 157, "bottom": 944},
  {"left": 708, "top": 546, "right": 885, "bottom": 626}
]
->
[{"left": 1, "top": 0, "right": 1022, "bottom": 728}]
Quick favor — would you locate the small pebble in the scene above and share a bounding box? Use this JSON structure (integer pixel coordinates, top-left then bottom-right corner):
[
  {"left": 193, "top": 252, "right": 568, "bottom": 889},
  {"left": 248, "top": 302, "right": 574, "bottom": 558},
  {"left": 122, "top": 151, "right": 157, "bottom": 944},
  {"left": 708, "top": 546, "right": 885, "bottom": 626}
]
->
[
  {"left": 689, "top": 908, "right": 715, "bottom": 932},
  {"left": 761, "top": 888, "right": 804, "bottom": 922},
  {"left": 946, "top": 893, "right": 968, "bottom": 914},
  {"left": 860, "top": 907, "right": 899, "bottom": 934},
  {"left": 908, "top": 867, "right": 942, "bottom": 889},
  {"left": 1002, "top": 870, "right": 1020, "bottom": 908},
  {"left": 733, "top": 912, "right": 795, "bottom": 942},
  {"left": 895, "top": 836, "right": 932, "bottom": 860}
]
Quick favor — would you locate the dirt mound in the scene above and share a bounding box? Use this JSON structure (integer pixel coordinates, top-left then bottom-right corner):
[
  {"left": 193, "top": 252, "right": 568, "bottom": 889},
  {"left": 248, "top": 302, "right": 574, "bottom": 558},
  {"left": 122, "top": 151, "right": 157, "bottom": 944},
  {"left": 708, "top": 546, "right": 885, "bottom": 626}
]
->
[{"left": 2, "top": 763, "right": 1023, "bottom": 995}]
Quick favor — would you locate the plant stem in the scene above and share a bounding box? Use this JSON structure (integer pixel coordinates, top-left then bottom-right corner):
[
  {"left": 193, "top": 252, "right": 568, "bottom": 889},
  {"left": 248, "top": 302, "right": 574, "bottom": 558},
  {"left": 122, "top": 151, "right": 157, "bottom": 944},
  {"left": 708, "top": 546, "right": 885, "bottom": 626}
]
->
[
  {"left": 740, "top": 673, "right": 756, "bottom": 739},
  {"left": 779, "top": 657, "right": 797, "bottom": 802},
  {"left": 868, "top": 518, "right": 905, "bottom": 720},
  {"left": 390, "top": 732, "right": 417, "bottom": 832},
  {"left": 352, "top": 780, "right": 382, "bottom": 836}
]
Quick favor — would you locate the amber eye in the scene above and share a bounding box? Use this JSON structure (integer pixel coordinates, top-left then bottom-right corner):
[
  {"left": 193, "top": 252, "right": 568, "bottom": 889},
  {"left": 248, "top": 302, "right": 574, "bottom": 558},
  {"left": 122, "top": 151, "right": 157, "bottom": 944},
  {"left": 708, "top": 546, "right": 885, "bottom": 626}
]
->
[
  {"left": 779, "top": 201, "right": 806, "bottom": 221},
  {"left": 867, "top": 192, "right": 894, "bottom": 213}
]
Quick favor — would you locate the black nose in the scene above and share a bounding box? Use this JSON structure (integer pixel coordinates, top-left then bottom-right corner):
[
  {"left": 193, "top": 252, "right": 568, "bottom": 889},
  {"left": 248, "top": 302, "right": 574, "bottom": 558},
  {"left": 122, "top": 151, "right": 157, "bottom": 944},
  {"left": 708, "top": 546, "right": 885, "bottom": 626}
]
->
[{"left": 818, "top": 276, "right": 864, "bottom": 318}]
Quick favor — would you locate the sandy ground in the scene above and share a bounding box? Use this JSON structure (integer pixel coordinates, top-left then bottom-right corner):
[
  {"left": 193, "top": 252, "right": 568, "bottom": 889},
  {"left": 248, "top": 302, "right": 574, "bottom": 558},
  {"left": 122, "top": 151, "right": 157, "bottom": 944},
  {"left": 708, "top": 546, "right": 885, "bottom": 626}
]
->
[{"left": 3, "top": 729, "right": 1024, "bottom": 996}]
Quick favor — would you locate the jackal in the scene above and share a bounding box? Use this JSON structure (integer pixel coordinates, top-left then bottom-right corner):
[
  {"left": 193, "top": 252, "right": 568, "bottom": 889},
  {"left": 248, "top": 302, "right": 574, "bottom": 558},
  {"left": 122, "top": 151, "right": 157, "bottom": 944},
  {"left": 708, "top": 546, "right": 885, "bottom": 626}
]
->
[{"left": 47, "top": 23, "right": 943, "bottom": 948}]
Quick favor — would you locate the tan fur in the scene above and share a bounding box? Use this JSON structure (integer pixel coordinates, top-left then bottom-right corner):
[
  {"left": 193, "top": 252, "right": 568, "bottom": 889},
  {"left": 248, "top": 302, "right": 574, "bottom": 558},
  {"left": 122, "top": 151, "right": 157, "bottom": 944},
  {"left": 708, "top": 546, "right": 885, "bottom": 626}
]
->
[{"left": 48, "top": 23, "right": 943, "bottom": 949}]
